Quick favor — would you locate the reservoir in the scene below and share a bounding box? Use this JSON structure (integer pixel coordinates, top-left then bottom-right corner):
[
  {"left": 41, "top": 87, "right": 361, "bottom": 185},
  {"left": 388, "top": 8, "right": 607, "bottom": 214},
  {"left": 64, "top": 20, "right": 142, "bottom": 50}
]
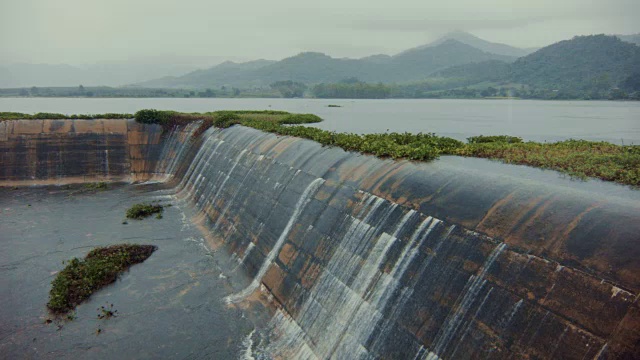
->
[{"left": 1, "top": 97, "right": 639, "bottom": 144}]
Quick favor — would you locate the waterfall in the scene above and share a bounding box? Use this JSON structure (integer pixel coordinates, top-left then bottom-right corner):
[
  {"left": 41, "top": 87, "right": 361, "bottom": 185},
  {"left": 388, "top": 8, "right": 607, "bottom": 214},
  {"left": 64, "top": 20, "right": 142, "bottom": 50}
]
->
[
  {"left": 421, "top": 242, "right": 507, "bottom": 360},
  {"left": 103, "top": 149, "right": 109, "bottom": 176},
  {"left": 155, "top": 121, "right": 203, "bottom": 179},
  {"left": 224, "top": 177, "right": 325, "bottom": 304},
  {"left": 151, "top": 125, "right": 635, "bottom": 360}
]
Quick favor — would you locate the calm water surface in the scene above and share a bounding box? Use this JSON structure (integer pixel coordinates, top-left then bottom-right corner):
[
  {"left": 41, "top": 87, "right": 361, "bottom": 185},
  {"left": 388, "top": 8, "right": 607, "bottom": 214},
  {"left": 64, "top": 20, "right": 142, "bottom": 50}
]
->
[
  {"left": 0, "top": 184, "right": 265, "bottom": 359},
  {"left": 1, "top": 97, "right": 639, "bottom": 143}
]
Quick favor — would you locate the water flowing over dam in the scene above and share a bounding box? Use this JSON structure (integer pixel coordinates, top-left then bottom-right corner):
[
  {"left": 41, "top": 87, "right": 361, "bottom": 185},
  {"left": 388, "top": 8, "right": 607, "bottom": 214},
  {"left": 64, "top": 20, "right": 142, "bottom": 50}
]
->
[{"left": 1, "top": 119, "right": 640, "bottom": 359}]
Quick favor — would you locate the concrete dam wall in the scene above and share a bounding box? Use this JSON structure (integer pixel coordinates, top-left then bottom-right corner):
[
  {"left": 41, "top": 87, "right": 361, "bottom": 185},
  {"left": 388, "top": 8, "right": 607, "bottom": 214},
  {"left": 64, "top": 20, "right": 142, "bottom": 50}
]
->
[
  {"left": 0, "top": 119, "right": 166, "bottom": 184},
  {"left": 2, "top": 119, "right": 640, "bottom": 359}
]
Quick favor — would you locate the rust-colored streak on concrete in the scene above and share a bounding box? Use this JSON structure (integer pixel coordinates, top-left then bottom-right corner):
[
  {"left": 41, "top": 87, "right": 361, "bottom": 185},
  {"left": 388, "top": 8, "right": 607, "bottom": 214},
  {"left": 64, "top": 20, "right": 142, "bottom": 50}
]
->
[
  {"left": 72, "top": 119, "right": 104, "bottom": 133},
  {"left": 477, "top": 192, "right": 550, "bottom": 241},
  {"left": 0, "top": 123, "right": 7, "bottom": 142},
  {"left": 278, "top": 243, "right": 298, "bottom": 267},
  {"left": 359, "top": 161, "right": 404, "bottom": 192},
  {"left": 265, "top": 137, "right": 298, "bottom": 158},
  {"left": 507, "top": 197, "right": 554, "bottom": 248},
  {"left": 608, "top": 298, "right": 640, "bottom": 357},
  {"left": 102, "top": 119, "right": 128, "bottom": 134},
  {"left": 12, "top": 120, "right": 44, "bottom": 134},
  {"left": 262, "top": 264, "right": 287, "bottom": 304},
  {"left": 0, "top": 119, "right": 164, "bottom": 185},
  {"left": 558, "top": 203, "right": 600, "bottom": 246},
  {"left": 43, "top": 120, "right": 73, "bottom": 134},
  {"left": 332, "top": 158, "right": 377, "bottom": 184}
]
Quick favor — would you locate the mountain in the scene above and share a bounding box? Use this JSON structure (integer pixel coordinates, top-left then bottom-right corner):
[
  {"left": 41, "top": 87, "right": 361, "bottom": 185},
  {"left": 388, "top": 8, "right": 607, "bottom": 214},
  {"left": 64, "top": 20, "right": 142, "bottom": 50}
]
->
[
  {"left": 137, "top": 39, "right": 515, "bottom": 88},
  {"left": 429, "top": 60, "right": 512, "bottom": 83},
  {"left": 511, "top": 35, "right": 640, "bottom": 89},
  {"left": 0, "top": 55, "right": 250, "bottom": 88},
  {"left": 426, "top": 35, "right": 640, "bottom": 92},
  {"left": 399, "top": 31, "right": 534, "bottom": 58},
  {"left": 387, "top": 39, "right": 515, "bottom": 82},
  {"left": 618, "top": 34, "right": 640, "bottom": 46},
  {"left": 139, "top": 59, "right": 276, "bottom": 88}
]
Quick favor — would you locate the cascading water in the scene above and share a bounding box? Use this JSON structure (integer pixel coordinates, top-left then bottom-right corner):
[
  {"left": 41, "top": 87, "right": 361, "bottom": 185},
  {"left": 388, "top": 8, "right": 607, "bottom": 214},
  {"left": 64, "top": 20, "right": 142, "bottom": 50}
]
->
[
  {"left": 155, "top": 120, "right": 204, "bottom": 179},
  {"left": 148, "top": 124, "right": 639, "bottom": 360},
  {"left": 224, "top": 177, "right": 325, "bottom": 304}
]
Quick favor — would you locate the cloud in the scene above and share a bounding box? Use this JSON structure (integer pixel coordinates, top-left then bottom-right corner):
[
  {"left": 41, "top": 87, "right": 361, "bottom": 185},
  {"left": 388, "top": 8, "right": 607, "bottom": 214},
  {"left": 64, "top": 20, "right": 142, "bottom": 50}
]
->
[{"left": 0, "top": 0, "right": 638, "bottom": 65}]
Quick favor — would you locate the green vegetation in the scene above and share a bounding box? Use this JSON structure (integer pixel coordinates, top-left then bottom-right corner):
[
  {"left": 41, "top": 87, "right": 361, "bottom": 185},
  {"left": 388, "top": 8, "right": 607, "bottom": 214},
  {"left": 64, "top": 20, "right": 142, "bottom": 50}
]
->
[
  {"left": 134, "top": 109, "right": 640, "bottom": 186},
  {"left": 270, "top": 80, "right": 307, "bottom": 98},
  {"left": 0, "top": 112, "right": 132, "bottom": 120},
  {"left": 133, "top": 109, "right": 322, "bottom": 135},
  {"left": 456, "top": 140, "right": 640, "bottom": 185},
  {"left": 0, "top": 86, "right": 281, "bottom": 99},
  {"left": 126, "top": 203, "right": 164, "bottom": 220},
  {"left": 47, "top": 244, "right": 157, "bottom": 314},
  {"left": 511, "top": 35, "right": 640, "bottom": 93},
  {"left": 84, "top": 182, "right": 108, "bottom": 190},
  {"left": 97, "top": 303, "right": 118, "bottom": 320},
  {"left": 467, "top": 135, "right": 523, "bottom": 144}
]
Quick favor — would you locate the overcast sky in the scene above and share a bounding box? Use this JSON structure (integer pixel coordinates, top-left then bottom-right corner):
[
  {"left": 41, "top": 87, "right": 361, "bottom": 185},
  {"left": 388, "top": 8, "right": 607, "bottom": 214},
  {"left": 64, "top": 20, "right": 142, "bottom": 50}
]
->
[{"left": 1, "top": 0, "right": 638, "bottom": 66}]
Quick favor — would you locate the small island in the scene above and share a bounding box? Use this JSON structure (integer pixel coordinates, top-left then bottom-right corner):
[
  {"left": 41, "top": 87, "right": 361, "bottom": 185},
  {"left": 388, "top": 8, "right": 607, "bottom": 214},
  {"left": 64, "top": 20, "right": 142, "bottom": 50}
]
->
[{"left": 48, "top": 244, "right": 157, "bottom": 314}]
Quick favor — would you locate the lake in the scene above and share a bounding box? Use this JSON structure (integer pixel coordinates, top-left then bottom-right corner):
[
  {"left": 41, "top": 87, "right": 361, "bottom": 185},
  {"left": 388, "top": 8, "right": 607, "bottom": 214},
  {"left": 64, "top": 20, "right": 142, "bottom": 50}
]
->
[{"left": 1, "top": 97, "right": 639, "bottom": 144}]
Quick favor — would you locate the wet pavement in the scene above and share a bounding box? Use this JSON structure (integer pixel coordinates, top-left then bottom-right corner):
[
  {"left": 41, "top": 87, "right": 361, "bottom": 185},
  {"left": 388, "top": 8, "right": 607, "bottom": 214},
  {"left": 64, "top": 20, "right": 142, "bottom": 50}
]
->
[{"left": 0, "top": 184, "right": 265, "bottom": 359}]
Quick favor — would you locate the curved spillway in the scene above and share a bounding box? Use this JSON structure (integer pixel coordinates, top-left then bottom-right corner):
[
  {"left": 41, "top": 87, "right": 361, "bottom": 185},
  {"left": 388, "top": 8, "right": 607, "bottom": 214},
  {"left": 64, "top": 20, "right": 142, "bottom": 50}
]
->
[{"left": 2, "top": 120, "right": 640, "bottom": 359}]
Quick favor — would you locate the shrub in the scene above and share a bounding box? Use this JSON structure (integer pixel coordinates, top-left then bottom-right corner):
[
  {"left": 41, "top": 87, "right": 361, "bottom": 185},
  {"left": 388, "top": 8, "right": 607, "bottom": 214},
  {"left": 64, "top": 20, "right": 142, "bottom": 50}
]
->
[
  {"left": 212, "top": 112, "right": 242, "bottom": 128},
  {"left": 126, "top": 203, "right": 164, "bottom": 220},
  {"left": 134, "top": 109, "right": 173, "bottom": 124},
  {"left": 467, "top": 135, "right": 523, "bottom": 144},
  {"left": 279, "top": 113, "right": 323, "bottom": 124},
  {"left": 84, "top": 182, "right": 108, "bottom": 190}
]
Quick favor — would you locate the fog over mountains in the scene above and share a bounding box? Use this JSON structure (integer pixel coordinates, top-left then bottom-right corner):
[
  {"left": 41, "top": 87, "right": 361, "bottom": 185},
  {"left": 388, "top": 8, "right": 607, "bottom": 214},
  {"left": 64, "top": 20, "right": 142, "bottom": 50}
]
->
[
  {"left": 134, "top": 31, "right": 533, "bottom": 88},
  {"left": 0, "top": 31, "right": 638, "bottom": 90}
]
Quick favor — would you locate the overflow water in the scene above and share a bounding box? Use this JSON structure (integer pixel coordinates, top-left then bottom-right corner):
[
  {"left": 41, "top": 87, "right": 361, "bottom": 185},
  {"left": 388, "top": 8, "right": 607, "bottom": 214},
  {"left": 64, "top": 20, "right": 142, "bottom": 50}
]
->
[
  {"left": 2, "top": 120, "right": 640, "bottom": 359},
  {"left": 154, "top": 124, "right": 640, "bottom": 359}
]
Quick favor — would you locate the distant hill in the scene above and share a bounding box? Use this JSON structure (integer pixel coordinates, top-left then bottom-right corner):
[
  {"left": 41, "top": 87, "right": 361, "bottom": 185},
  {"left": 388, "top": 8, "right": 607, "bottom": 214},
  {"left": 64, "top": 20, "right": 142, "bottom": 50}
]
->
[
  {"left": 387, "top": 39, "right": 515, "bottom": 82},
  {"left": 137, "top": 39, "right": 515, "bottom": 88},
  {"left": 398, "top": 31, "right": 533, "bottom": 58},
  {"left": 510, "top": 35, "right": 640, "bottom": 89},
  {"left": 140, "top": 59, "right": 276, "bottom": 88},
  {"left": 422, "top": 34, "right": 640, "bottom": 94},
  {"left": 429, "top": 60, "right": 512, "bottom": 83},
  {"left": 618, "top": 34, "right": 640, "bottom": 46}
]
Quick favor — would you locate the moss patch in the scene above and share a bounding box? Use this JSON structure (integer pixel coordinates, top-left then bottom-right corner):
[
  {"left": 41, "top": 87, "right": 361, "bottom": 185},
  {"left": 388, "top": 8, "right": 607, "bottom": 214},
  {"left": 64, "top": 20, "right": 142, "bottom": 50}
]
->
[
  {"left": 126, "top": 203, "right": 164, "bottom": 220},
  {"left": 47, "top": 244, "right": 157, "bottom": 314},
  {"left": 84, "top": 182, "right": 108, "bottom": 190}
]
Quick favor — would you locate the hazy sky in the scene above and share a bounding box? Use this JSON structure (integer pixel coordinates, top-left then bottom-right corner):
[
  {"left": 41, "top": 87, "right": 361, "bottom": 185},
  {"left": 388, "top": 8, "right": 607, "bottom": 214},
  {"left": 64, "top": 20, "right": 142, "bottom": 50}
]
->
[{"left": 1, "top": 0, "right": 638, "bottom": 66}]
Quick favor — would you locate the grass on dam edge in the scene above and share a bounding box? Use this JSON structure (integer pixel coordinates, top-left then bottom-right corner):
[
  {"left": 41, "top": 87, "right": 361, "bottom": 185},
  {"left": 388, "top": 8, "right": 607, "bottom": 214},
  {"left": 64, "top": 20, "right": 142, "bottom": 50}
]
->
[{"left": 2, "top": 110, "right": 638, "bottom": 187}]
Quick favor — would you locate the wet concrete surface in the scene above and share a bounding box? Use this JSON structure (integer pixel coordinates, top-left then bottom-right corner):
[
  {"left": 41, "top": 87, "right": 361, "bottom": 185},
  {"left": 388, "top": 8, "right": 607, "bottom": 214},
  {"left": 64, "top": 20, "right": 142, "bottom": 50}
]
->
[{"left": 0, "top": 184, "right": 264, "bottom": 359}]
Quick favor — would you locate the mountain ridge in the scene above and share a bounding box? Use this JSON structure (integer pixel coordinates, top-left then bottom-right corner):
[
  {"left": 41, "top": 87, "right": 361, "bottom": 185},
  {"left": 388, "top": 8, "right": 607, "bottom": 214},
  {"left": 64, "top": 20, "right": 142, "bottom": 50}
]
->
[
  {"left": 136, "top": 38, "right": 516, "bottom": 88},
  {"left": 398, "top": 30, "right": 534, "bottom": 57}
]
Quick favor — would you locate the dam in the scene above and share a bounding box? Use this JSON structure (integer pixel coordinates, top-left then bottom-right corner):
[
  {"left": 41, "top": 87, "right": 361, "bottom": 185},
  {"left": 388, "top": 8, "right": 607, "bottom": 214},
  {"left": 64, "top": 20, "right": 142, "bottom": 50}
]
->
[{"left": 1, "top": 118, "right": 639, "bottom": 359}]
